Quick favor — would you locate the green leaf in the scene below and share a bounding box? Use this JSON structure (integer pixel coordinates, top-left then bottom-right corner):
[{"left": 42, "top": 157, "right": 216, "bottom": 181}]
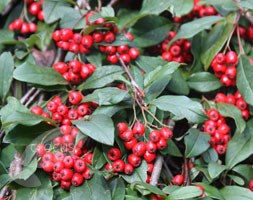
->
[
  {"left": 187, "top": 72, "right": 222, "bottom": 92},
  {"left": 167, "top": 69, "right": 190, "bottom": 95},
  {"left": 129, "top": 15, "right": 171, "bottom": 48},
  {"left": 93, "top": 104, "right": 129, "bottom": 117},
  {"left": 60, "top": 8, "right": 85, "bottom": 29},
  {"left": 77, "top": 65, "right": 123, "bottom": 90},
  {"left": 13, "top": 62, "right": 68, "bottom": 86},
  {"left": 201, "top": 13, "right": 236, "bottom": 70},
  {"left": 167, "top": 0, "right": 194, "bottom": 17},
  {"left": 109, "top": 178, "right": 125, "bottom": 200},
  {"left": 202, "top": 148, "right": 218, "bottom": 163},
  {"left": 132, "top": 182, "right": 165, "bottom": 196},
  {"left": 141, "top": 0, "right": 172, "bottom": 15},
  {"left": 86, "top": 50, "right": 102, "bottom": 68},
  {"left": 14, "top": 158, "right": 38, "bottom": 181},
  {"left": 220, "top": 186, "right": 253, "bottom": 200},
  {"left": 185, "top": 128, "right": 210, "bottom": 158},
  {"left": 0, "top": 52, "right": 14, "bottom": 99},
  {"left": 0, "top": 174, "right": 12, "bottom": 190},
  {"left": 71, "top": 174, "right": 111, "bottom": 200},
  {"left": 152, "top": 96, "right": 208, "bottom": 123},
  {"left": 161, "top": 139, "right": 182, "bottom": 157},
  {"left": 0, "top": 144, "right": 16, "bottom": 167},
  {"left": 208, "top": 161, "right": 227, "bottom": 179},
  {"left": 135, "top": 56, "right": 167, "bottom": 73},
  {"left": 238, "top": 0, "right": 253, "bottom": 9},
  {"left": 15, "top": 171, "right": 53, "bottom": 200},
  {"left": 101, "top": 6, "right": 115, "bottom": 17},
  {"left": 216, "top": 103, "right": 246, "bottom": 134},
  {"left": 228, "top": 175, "right": 244, "bottom": 186},
  {"left": 122, "top": 161, "right": 148, "bottom": 183},
  {"left": 72, "top": 114, "right": 115, "bottom": 146},
  {"left": 232, "top": 164, "right": 253, "bottom": 182},
  {"left": 84, "top": 87, "right": 128, "bottom": 106},
  {"left": 225, "top": 119, "right": 253, "bottom": 169},
  {"left": 171, "top": 16, "right": 223, "bottom": 43},
  {"left": 93, "top": 146, "right": 107, "bottom": 170},
  {"left": 168, "top": 186, "right": 202, "bottom": 200},
  {"left": 0, "top": 0, "right": 11, "bottom": 13},
  {"left": 237, "top": 55, "right": 253, "bottom": 106},
  {"left": 195, "top": 183, "right": 224, "bottom": 200},
  {"left": 0, "top": 29, "right": 20, "bottom": 45},
  {"left": 43, "top": 0, "right": 70, "bottom": 23}
]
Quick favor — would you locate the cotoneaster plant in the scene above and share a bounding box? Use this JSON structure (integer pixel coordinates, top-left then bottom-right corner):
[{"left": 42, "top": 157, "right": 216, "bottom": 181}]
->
[{"left": 0, "top": 0, "right": 253, "bottom": 200}]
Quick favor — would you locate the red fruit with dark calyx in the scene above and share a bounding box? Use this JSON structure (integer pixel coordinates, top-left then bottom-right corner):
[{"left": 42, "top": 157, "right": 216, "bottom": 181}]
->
[
  {"left": 132, "top": 122, "right": 146, "bottom": 138},
  {"left": 144, "top": 151, "right": 156, "bottom": 163},
  {"left": 112, "top": 160, "right": 125, "bottom": 173},
  {"left": 60, "top": 168, "right": 74, "bottom": 181},
  {"left": 160, "top": 127, "right": 173, "bottom": 140},
  {"left": 68, "top": 91, "right": 82, "bottom": 105},
  {"left": 149, "top": 130, "right": 161, "bottom": 143},
  {"left": 124, "top": 163, "right": 134, "bottom": 175},
  {"left": 128, "top": 154, "right": 142, "bottom": 167},
  {"left": 71, "top": 173, "right": 84, "bottom": 187},
  {"left": 172, "top": 174, "right": 184, "bottom": 185},
  {"left": 107, "top": 148, "right": 121, "bottom": 161},
  {"left": 132, "top": 142, "right": 146, "bottom": 157}
]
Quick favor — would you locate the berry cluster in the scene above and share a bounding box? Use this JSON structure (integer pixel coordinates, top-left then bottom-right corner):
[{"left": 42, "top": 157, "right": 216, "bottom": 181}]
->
[
  {"left": 36, "top": 141, "right": 94, "bottom": 191},
  {"left": 105, "top": 122, "right": 173, "bottom": 181},
  {"left": 31, "top": 91, "right": 97, "bottom": 126},
  {"left": 53, "top": 60, "right": 96, "bottom": 84},
  {"left": 204, "top": 108, "right": 231, "bottom": 155},
  {"left": 215, "top": 91, "right": 250, "bottom": 120},
  {"left": 8, "top": 19, "right": 37, "bottom": 34},
  {"left": 174, "top": 0, "right": 217, "bottom": 23},
  {"left": 211, "top": 51, "right": 238, "bottom": 86},
  {"left": 52, "top": 29, "right": 94, "bottom": 54},
  {"left": 237, "top": 25, "right": 253, "bottom": 40},
  {"left": 96, "top": 30, "right": 140, "bottom": 64},
  {"left": 26, "top": 0, "right": 44, "bottom": 21},
  {"left": 161, "top": 31, "right": 192, "bottom": 63}
]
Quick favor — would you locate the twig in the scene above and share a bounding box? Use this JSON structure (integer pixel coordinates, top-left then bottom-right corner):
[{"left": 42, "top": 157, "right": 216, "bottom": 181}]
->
[
  {"left": 183, "top": 156, "right": 191, "bottom": 186},
  {"left": 150, "top": 119, "right": 175, "bottom": 186},
  {"left": 236, "top": 25, "right": 245, "bottom": 55},
  {"left": 24, "top": 89, "right": 41, "bottom": 107},
  {"left": 97, "top": 0, "right": 102, "bottom": 12},
  {"left": 107, "top": 0, "right": 119, "bottom": 7},
  {"left": 20, "top": 87, "right": 36, "bottom": 104},
  {"left": 76, "top": 0, "right": 91, "bottom": 10},
  {"left": 150, "top": 154, "right": 164, "bottom": 186}
]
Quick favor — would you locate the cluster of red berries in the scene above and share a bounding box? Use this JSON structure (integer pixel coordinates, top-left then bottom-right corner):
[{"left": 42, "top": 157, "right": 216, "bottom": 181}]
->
[
  {"left": 53, "top": 60, "right": 96, "bottom": 84},
  {"left": 26, "top": 0, "right": 44, "bottom": 21},
  {"left": 161, "top": 31, "right": 192, "bottom": 63},
  {"left": 52, "top": 29, "right": 94, "bottom": 54},
  {"left": 36, "top": 141, "right": 94, "bottom": 190},
  {"left": 8, "top": 19, "right": 37, "bottom": 34},
  {"left": 237, "top": 25, "right": 253, "bottom": 40},
  {"left": 96, "top": 31, "right": 140, "bottom": 64},
  {"left": 31, "top": 91, "right": 97, "bottom": 126},
  {"left": 211, "top": 51, "right": 238, "bottom": 86},
  {"left": 174, "top": 0, "right": 217, "bottom": 23},
  {"left": 204, "top": 108, "right": 231, "bottom": 155},
  {"left": 105, "top": 122, "right": 173, "bottom": 182},
  {"left": 215, "top": 91, "right": 250, "bottom": 120}
]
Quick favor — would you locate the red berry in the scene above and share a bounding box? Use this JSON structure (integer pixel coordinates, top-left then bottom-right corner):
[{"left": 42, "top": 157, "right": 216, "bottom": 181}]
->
[
  {"left": 143, "top": 151, "right": 156, "bottom": 163},
  {"left": 236, "top": 98, "right": 247, "bottom": 110},
  {"left": 242, "top": 109, "right": 250, "bottom": 120},
  {"left": 104, "top": 32, "right": 115, "bottom": 43},
  {"left": 42, "top": 161, "right": 54, "bottom": 172},
  {"left": 74, "top": 159, "right": 86, "bottom": 173},
  {"left": 220, "top": 75, "right": 232, "bottom": 86},
  {"left": 107, "top": 54, "right": 119, "bottom": 64},
  {"left": 129, "top": 48, "right": 140, "bottom": 59},
  {"left": 147, "top": 163, "right": 154, "bottom": 175},
  {"left": 107, "top": 148, "right": 121, "bottom": 161},
  {"left": 117, "top": 122, "right": 128, "bottom": 134},
  {"left": 20, "top": 23, "right": 30, "bottom": 34},
  {"left": 60, "top": 180, "right": 71, "bottom": 191},
  {"left": 215, "top": 144, "right": 226, "bottom": 154},
  {"left": 217, "top": 124, "right": 230, "bottom": 135},
  {"left": 146, "top": 141, "right": 157, "bottom": 153},
  {"left": 117, "top": 45, "right": 129, "bottom": 54},
  {"left": 81, "top": 35, "right": 93, "bottom": 49},
  {"left": 156, "top": 138, "right": 167, "bottom": 150},
  {"left": 42, "top": 152, "right": 55, "bottom": 162},
  {"left": 132, "top": 142, "right": 146, "bottom": 157},
  {"left": 54, "top": 161, "right": 65, "bottom": 173},
  {"left": 124, "top": 138, "right": 138, "bottom": 150},
  {"left": 13, "top": 18, "right": 23, "bottom": 30},
  {"left": 71, "top": 173, "right": 84, "bottom": 187},
  {"left": 53, "top": 30, "right": 61, "bottom": 41},
  {"left": 52, "top": 136, "right": 63, "bottom": 147},
  {"left": 225, "top": 66, "right": 237, "bottom": 79},
  {"left": 47, "top": 100, "right": 59, "bottom": 112},
  {"left": 160, "top": 127, "right": 173, "bottom": 140},
  {"left": 52, "top": 172, "right": 61, "bottom": 181},
  {"left": 105, "top": 45, "right": 117, "bottom": 55},
  {"left": 215, "top": 93, "right": 227, "bottom": 103},
  {"left": 77, "top": 103, "right": 90, "bottom": 116},
  {"left": 119, "top": 129, "right": 133, "bottom": 142},
  {"left": 36, "top": 144, "right": 46, "bottom": 156},
  {"left": 63, "top": 156, "right": 74, "bottom": 169},
  {"left": 28, "top": 22, "right": 37, "bottom": 32},
  {"left": 120, "top": 54, "right": 131, "bottom": 63},
  {"left": 92, "top": 32, "right": 104, "bottom": 43},
  {"left": 53, "top": 62, "right": 68, "bottom": 74},
  {"left": 112, "top": 160, "right": 125, "bottom": 173},
  {"left": 83, "top": 153, "right": 93, "bottom": 165},
  {"left": 38, "top": 10, "right": 44, "bottom": 21},
  {"left": 226, "top": 51, "right": 238, "bottom": 65},
  {"left": 249, "top": 180, "right": 253, "bottom": 191},
  {"left": 172, "top": 174, "right": 184, "bottom": 185},
  {"left": 83, "top": 168, "right": 93, "bottom": 179},
  {"left": 54, "top": 152, "right": 65, "bottom": 162},
  {"left": 60, "top": 125, "right": 72, "bottom": 135},
  {"left": 124, "top": 163, "right": 134, "bottom": 175},
  {"left": 61, "top": 168, "right": 74, "bottom": 181},
  {"left": 207, "top": 109, "right": 220, "bottom": 121},
  {"left": 128, "top": 154, "right": 142, "bottom": 167},
  {"left": 162, "top": 52, "right": 173, "bottom": 62},
  {"left": 68, "top": 91, "right": 82, "bottom": 105},
  {"left": 61, "top": 28, "right": 73, "bottom": 41},
  {"left": 149, "top": 130, "right": 161, "bottom": 143},
  {"left": 170, "top": 45, "right": 181, "bottom": 57},
  {"left": 132, "top": 122, "right": 146, "bottom": 138},
  {"left": 29, "top": 2, "right": 41, "bottom": 16},
  {"left": 226, "top": 94, "right": 236, "bottom": 105},
  {"left": 215, "top": 53, "right": 226, "bottom": 64},
  {"left": 31, "top": 106, "right": 43, "bottom": 115}
]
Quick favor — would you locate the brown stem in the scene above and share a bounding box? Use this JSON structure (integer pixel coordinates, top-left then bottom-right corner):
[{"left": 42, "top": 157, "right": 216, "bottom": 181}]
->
[
  {"left": 24, "top": 89, "right": 41, "bottom": 107},
  {"left": 20, "top": 87, "right": 36, "bottom": 104},
  {"left": 150, "top": 154, "right": 164, "bottom": 186},
  {"left": 236, "top": 25, "right": 245, "bottom": 55},
  {"left": 97, "top": 0, "right": 102, "bottom": 12},
  {"left": 107, "top": 0, "right": 119, "bottom": 7},
  {"left": 183, "top": 156, "right": 191, "bottom": 186}
]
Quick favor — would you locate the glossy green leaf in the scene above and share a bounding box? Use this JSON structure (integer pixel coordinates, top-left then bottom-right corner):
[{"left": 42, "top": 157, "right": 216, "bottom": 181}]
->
[
  {"left": 220, "top": 186, "right": 253, "bottom": 200},
  {"left": 0, "top": 52, "right": 14, "bottom": 99},
  {"left": 141, "top": 0, "right": 172, "bottom": 15},
  {"left": 122, "top": 161, "right": 148, "bottom": 183},
  {"left": 161, "top": 139, "right": 182, "bottom": 157},
  {"left": 168, "top": 186, "right": 202, "bottom": 200},
  {"left": 135, "top": 56, "right": 167, "bottom": 73},
  {"left": 73, "top": 114, "right": 115, "bottom": 145},
  {"left": 0, "top": 0, "right": 11, "bottom": 13},
  {"left": 171, "top": 16, "right": 223, "bottom": 43},
  {"left": 83, "top": 87, "right": 128, "bottom": 106},
  {"left": 228, "top": 175, "right": 244, "bottom": 186},
  {"left": 109, "top": 178, "right": 125, "bottom": 200},
  {"left": 195, "top": 183, "right": 224, "bottom": 200},
  {"left": 71, "top": 174, "right": 111, "bottom": 200},
  {"left": 0, "top": 174, "right": 12, "bottom": 190},
  {"left": 225, "top": 119, "right": 253, "bottom": 169},
  {"left": 93, "top": 146, "right": 107, "bottom": 170},
  {"left": 78, "top": 65, "right": 123, "bottom": 90},
  {"left": 13, "top": 62, "right": 68, "bottom": 86},
  {"left": 187, "top": 72, "right": 222, "bottom": 92},
  {"left": 201, "top": 13, "right": 236, "bottom": 70},
  {"left": 185, "top": 128, "right": 210, "bottom": 158},
  {"left": 152, "top": 96, "right": 208, "bottom": 123},
  {"left": 237, "top": 55, "right": 253, "bottom": 106},
  {"left": 167, "top": 0, "right": 194, "bottom": 17},
  {"left": 130, "top": 15, "right": 171, "bottom": 48},
  {"left": 232, "top": 164, "right": 253, "bottom": 182},
  {"left": 208, "top": 161, "right": 227, "bottom": 179},
  {"left": 216, "top": 103, "right": 246, "bottom": 134}
]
